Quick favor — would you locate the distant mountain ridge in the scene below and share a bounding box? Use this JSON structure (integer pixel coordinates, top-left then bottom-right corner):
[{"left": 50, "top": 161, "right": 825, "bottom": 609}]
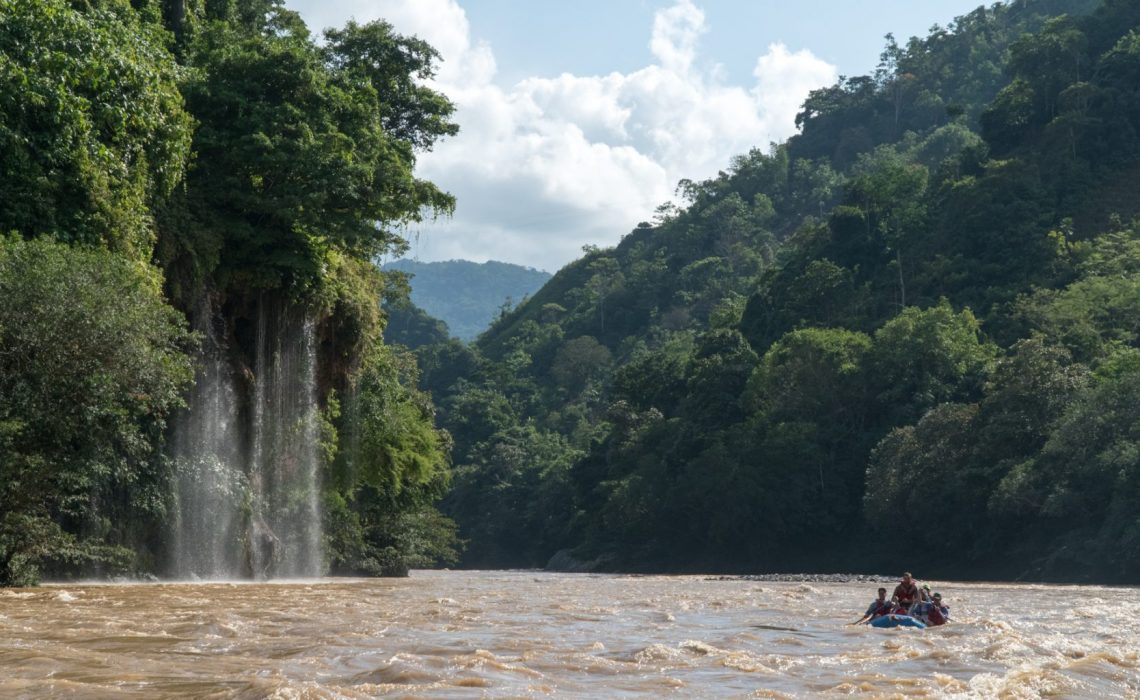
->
[{"left": 383, "top": 259, "right": 552, "bottom": 341}]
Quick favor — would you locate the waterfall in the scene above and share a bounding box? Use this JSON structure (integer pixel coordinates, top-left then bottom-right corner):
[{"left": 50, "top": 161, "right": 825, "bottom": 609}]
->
[
  {"left": 169, "top": 299, "right": 245, "bottom": 579},
  {"left": 248, "top": 305, "right": 323, "bottom": 578},
  {"left": 170, "top": 296, "right": 324, "bottom": 579}
]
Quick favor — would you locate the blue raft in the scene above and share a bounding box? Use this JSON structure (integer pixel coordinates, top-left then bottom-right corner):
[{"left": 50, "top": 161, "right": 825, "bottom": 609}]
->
[{"left": 869, "top": 614, "right": 926, "bottom": 629}]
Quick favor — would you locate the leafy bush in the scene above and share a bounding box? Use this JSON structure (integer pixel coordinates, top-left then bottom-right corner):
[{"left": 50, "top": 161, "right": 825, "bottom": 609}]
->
[{"left": 0, "top": 236, "right": 195, "bottom": 584}]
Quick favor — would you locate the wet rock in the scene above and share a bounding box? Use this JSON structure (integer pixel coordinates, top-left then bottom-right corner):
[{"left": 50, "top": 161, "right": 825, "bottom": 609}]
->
[
  {"left": 545, "top": 549, "right": 596, "bottom": 573},
  {"left": 244, "top": 515, "right": 281, "bottom": 579}
]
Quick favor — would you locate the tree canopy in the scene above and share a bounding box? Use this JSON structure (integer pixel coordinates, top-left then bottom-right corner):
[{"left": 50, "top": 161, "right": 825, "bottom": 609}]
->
[
  {"left": 0, "top": 0, "right": 460, "bottom": 583},
  {"left": 420, "top": 0, "right": 1140, "bottom": 583}
]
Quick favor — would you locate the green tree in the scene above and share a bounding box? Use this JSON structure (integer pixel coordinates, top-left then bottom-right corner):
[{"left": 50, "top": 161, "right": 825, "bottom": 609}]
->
[
  {"left": 550, "top": 336, "right": 613, "bottom": 395},
  {"left": 866, "top": 338, "right": 1089, "bottom": 574},
  {"left": 680, "top": 329, "right": 759, "bottom": 428},
  {"left": 744, "top": 327, "right": 871, "bottom": 425},
  {"left": 864, "top": 402, "right": 979, "bottom": 548},
  {"left": 1008, "top": 16, "right": 1089, "bottom": 123},
  {"left": 1011, "top": 225, "right": 1140, "bottom": 362},
  {"left": 0, "top": 0, "right": 193, "bottom": 259},
  {"left": 328, "top": 343, "right": 456, "bottom": 576},
  {"left": 584, "top": 255, "right": 624, "bottom": 336},
  {"left": 609, "top": 333, "right": 695, "bottom": 413},
  {"left": 990, "top": 349, "right": 1140, "bottom": 580},
  {"left": 868, "top": 301, "right": 996, "bottom": 424},
  {"left": 844, "top": 150, "right": 929, "bottom": 307},
  {"left": 166, "top": 12, "right": 456, "bottom": 296},
  {"left": 0, "top": 237, "right": 195, "bottom": 585},
  {"left": 445, "top": 424, "right": 582, "bottom": 567},
  {"left": 740, "top": 328, "right": 874, "bottom": 542}
]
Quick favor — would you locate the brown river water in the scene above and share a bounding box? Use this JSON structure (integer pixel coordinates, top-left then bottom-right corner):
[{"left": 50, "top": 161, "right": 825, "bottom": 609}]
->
[{"left": 1, "top": 570, "right": 1137, "bottom": 698}]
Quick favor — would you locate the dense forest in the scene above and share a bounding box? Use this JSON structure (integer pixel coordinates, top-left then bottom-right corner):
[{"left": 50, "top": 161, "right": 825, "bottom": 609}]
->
[
  {"left": 5, "top": 0, "right": 1140, "bottom": 587},
  {"left": 382, "top": 259, "right": 551, "bottom": 341},
  {"left": 413, "top": 0, "right": 1140, "bottom": 583},
  {"left": 0, "top": 0, "right": 459, "bottom": 585}
]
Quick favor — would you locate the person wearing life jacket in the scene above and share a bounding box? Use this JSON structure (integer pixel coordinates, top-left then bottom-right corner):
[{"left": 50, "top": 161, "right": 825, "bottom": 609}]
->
[
  {"left": 912, "top": 591, "right": 950, "bottom": 625},
  {"left": 891, "top": 572, "right": 921, "bottom": 612},
  {"left": 926, "top": 592, "right": 949, "bottom": 626},
  {"left": 850, "top": 587, "right": 893, "bottom": 625},
  {"left": 911, "top": 600, "right": 931, "bottom": 623}
]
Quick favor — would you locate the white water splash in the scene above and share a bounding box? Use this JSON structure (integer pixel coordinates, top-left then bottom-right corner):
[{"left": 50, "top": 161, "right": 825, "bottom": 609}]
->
[{"left": 170, "top": 296, "right": 323, "bottom": 579}]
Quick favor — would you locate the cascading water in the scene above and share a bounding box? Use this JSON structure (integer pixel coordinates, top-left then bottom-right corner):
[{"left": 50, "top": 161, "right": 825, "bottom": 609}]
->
[
  {"left": 248, "top": 304, "right": 323, "bottom": 578},
  {"left": 170, "top": 300, "right": 246, "bottom": 579},
  {"left": 170, "top": 296, "right": 323, "bottom": 579}
]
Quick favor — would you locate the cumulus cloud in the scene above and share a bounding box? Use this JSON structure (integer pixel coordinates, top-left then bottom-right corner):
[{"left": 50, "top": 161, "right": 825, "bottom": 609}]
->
[
  {"left": 288, "top": 0, "right": 837, "bottom": 271},
  {"left": 650, "top": 0, "right": 706, "bottom": 74}
]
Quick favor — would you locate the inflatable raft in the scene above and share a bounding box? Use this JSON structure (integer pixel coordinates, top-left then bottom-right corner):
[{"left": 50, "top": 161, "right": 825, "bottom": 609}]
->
[{"left": 868, "top": 614, "right": 926, "bottom": 629}]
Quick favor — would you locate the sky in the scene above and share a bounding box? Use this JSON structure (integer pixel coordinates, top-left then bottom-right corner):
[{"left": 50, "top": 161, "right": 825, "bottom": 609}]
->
[{"left": 286, "top": 0, "right": 989, "bottom": 272}]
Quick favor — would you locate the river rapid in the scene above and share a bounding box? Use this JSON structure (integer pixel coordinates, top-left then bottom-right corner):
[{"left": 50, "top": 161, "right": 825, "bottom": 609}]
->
[{"left": 1, "top": 571, "right": 1136, "bottom": 698}]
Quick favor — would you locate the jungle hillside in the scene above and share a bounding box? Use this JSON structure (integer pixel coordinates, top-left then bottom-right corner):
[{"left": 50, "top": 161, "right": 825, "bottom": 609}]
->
[
  {"left": 420, "top": 0, "right": 1140, "bottom": 583},
  {"left": 4, "top": 0, "right": 1140, "bottom": 586},
  {"left": 382, "top": 259, "right": 552, "bottom": 342}
]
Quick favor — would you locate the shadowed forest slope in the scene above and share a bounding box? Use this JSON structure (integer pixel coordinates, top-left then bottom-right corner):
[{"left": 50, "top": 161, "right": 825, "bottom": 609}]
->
[{"left": 418, "top": 0, "right": 1140, "bottom": 583}]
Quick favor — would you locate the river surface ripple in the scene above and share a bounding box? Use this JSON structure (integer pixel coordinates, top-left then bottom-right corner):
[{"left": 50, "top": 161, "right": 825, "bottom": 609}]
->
[{"left": 1, "top": 570, "right": 1137, "bottom": 698}]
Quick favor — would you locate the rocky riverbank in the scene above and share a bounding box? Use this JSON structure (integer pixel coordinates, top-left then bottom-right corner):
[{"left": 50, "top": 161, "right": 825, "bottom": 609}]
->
[{"left": 706, "top": 573, "right": 895, "bottom": 583}]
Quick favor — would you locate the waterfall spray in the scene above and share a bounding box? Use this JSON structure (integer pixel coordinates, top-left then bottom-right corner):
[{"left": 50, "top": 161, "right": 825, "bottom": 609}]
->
[{"left": 170, "top": 296, "right": 324, "bottom": 579}]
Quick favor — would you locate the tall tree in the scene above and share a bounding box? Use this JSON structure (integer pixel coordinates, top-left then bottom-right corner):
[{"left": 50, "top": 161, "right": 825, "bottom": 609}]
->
[{"left": 0, "top": 0, "right": 192, "bottom": 259}]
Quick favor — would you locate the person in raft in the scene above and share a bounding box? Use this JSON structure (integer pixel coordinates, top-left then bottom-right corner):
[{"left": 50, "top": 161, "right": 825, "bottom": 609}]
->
[
  {"left": 850, "top": 587, "right": 893, "bottom": 625},
  {"left": 912, "top": 592, "right": 950, "bottom": 626},
  {"left": 891, "top": 572, "right": 921, "bottom": 612}
]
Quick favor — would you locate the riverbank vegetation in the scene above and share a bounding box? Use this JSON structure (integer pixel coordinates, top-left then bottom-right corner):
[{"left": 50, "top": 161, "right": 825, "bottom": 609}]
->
[
  {"left": 0, "top": 0, "right": 457, "bottom": 585},
  {"left": 417, "top": 0, "right": 1140, "bottom": 583},
  {"left": 4, "top": 0, "right": 1140, "bottom": 587}
]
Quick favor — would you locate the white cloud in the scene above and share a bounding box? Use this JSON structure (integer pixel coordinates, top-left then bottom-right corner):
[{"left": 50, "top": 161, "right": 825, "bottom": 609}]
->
[
  {"left": 650, "top": 0, "right": 706, "bottom": 74},
  {"left": 288, "top": 0, "right": 837, "bottom": 272},
  {"left": 753, "top": 43, "right": 837, "bottom": 133}
]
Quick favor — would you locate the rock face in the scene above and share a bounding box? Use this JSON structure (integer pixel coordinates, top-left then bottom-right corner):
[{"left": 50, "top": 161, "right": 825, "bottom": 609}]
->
[{"left": 245, "top": 514, "right": 281, "bottom": 580}]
